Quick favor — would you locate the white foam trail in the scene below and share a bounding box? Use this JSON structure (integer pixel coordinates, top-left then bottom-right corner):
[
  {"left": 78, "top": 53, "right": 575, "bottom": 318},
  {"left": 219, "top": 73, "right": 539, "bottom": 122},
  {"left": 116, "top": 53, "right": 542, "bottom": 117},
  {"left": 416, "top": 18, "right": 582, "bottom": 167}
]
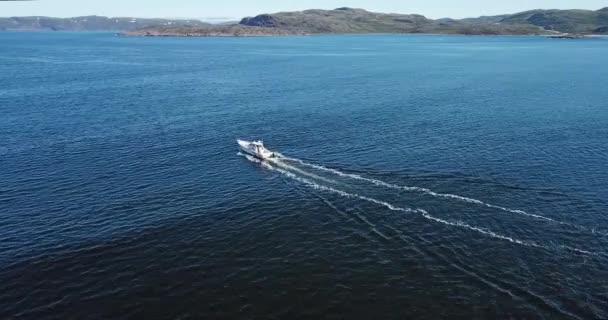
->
[
  {"left": 559, "top": 246, "right": 593, "bottom": 256},
  {"left": 273, "top": 166, "right": 421, "bottom": 215},
  {"left": 244, "top": 154, "right": 419, "bottom": 215},
  {"left": 268, "top": 158, "right": 338, "bottom": 185},
  {"left": 249, "top": 156, "right": 547, "bottom": 249},
  {"left": 242, "top": 153, "right": 598, "bottom": 257},
  {"left": 278, "top": 155, "right": 556, "bottom": 223},
  {"left": 420, "top": 213, "right": 542, "bottom": 248}
]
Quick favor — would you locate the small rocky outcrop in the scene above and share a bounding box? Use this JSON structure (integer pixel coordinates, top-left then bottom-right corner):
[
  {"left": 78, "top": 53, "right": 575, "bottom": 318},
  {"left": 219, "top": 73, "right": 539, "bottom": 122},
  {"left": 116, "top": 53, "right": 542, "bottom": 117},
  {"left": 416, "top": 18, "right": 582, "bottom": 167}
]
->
[{"left": 240, "top": 14, "right": 278, "bottom": 27}]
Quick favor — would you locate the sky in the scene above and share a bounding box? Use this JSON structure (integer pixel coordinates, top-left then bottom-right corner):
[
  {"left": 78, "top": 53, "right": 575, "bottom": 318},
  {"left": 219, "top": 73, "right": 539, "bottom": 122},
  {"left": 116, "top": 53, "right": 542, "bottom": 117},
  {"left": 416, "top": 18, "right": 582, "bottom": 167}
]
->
[{"left": 0, "top": 0, "right": 606, "bottom": 20}]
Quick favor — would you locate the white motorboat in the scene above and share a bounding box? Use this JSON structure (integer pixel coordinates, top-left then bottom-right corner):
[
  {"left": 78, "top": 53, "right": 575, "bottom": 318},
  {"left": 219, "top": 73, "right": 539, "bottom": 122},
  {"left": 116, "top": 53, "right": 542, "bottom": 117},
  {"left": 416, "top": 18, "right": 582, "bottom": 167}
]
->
[{"left": 238, "top": 140, "right": 276, "bottom": 160}]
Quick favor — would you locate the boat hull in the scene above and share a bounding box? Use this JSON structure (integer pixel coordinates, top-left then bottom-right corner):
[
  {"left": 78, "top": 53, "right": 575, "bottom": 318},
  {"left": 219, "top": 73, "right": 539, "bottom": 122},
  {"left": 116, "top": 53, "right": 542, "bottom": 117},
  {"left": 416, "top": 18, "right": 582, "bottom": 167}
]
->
[{"left": 238, "top": 140, "right": 275, "bottom": 160}]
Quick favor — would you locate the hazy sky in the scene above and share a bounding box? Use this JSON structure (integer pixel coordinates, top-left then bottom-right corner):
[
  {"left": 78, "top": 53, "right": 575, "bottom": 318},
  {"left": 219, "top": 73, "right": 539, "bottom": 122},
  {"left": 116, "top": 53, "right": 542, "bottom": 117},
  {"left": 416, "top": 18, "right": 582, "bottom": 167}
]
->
[{"left": 1, "top": 0, "right": 606, "bottom": 20}]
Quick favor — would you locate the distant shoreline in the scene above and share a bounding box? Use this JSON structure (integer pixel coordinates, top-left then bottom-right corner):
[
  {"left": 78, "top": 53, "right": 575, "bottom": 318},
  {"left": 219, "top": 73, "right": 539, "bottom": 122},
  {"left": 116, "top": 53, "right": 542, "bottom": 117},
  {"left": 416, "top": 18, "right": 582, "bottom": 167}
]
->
[
  {"left": 3, "top": 7, "right": 607, "bottom": 37},
  {"left": 119, "top": 32, "right": 596, "bottom": 39},
  {"left": 1, "top": 30, "right": 602, "bottom": 40}
]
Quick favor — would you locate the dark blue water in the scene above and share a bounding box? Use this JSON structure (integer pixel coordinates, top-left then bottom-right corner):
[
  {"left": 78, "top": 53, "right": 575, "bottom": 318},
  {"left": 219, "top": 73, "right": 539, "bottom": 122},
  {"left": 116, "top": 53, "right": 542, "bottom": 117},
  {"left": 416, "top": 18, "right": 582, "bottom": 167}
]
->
[{"left": 1, "top": 32, "right": 608, "bottom": 319}]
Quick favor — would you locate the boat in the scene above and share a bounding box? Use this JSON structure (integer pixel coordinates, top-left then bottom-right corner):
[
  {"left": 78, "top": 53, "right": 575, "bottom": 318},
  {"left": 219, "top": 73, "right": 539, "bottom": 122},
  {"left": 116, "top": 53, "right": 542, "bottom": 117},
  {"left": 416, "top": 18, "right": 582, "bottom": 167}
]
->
[{"left": 237, "top": 140, "right": 276, "bottom": 160}]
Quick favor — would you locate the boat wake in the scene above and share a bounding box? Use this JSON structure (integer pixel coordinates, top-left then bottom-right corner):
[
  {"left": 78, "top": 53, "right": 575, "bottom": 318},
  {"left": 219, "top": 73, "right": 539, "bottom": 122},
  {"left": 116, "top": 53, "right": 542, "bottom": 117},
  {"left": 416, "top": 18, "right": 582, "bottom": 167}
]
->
[
  {"left": 267, "top": 158, "right": 338, "bottom": 185},
  {"left": 276, "top": 154, "right": 557, "bottom": 223},
  {"left": 240, "top": 153, "right": 598, "bottom": 257},
  {"left": 277, "top": 154, "right": 608, "bottom": 238}
]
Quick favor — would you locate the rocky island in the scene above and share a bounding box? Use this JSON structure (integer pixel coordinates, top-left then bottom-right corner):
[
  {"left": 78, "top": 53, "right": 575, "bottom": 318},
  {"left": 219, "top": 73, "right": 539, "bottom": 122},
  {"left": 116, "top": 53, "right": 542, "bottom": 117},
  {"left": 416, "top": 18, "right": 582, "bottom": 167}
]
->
[
  {"left": 3, "top": 7, "right": 608, "bottom": 37},
  {"left": 122, "top": 7, "right": 608, "bottom": 37}
]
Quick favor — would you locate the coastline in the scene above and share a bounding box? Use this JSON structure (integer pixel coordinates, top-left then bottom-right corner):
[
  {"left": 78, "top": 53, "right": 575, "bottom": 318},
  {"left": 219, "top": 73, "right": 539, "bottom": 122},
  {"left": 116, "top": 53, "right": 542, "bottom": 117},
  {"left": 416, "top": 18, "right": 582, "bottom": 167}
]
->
[
  {"left": 2, "top": 29, "right": 599, "bottom": 39},
  {"left": 3, "top": 7, "right": 608, "bottom": 38},
  {"left": 118, "top": 32, "right": 564, "bottom": 38}
]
